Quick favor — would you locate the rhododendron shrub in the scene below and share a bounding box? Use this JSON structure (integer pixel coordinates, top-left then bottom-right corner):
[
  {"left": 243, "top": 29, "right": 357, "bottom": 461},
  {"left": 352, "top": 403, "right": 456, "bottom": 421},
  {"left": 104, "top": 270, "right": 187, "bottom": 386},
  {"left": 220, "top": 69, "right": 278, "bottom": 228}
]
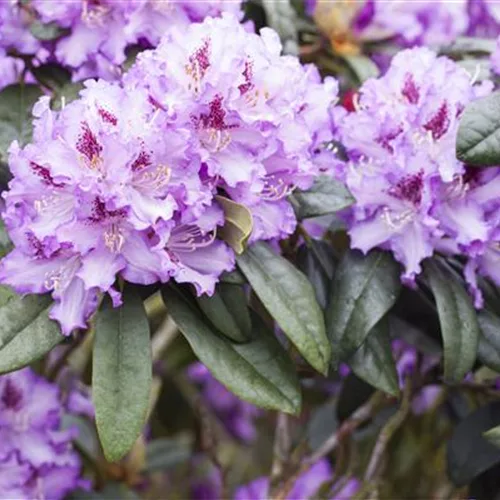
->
[{"left": 0, "top": 2, "right": 499, "bottom": 499}]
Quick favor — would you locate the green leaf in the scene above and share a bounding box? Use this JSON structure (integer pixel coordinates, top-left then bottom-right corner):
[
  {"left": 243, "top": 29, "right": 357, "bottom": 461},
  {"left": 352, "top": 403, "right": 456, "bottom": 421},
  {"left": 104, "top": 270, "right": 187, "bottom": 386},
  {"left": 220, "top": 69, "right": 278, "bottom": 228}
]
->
[
  {"left": 197, "top": 283, "right": 251, "bottom": 343},
  {"left": 0, "top": 293, "right": 52, "bottom": 349},
  {"left": 296, "top": 241, "right": 336, "bottom": 309},
  {"left": 290, "top": 175, "right": 354, "bottom": 220},
  {"left": 31, "top": 64, "right": 72, "bottom": 91},
  {"left": 162, "top": 285, "right": 301, "bottom": 414},
  {"left": 145, "top": 437, "right": 192, "bottom": 472},
  {"left": 484, "top": 424, "right": 500, "bottom": 449},
  {"left": 447, "top": 402, "right": 500, "bottom": 486},
  {"left": 0, "top": 84, "right": 43, "bottom": 161},
  {"left": 326, "top": 249, "right": 401, "bottom": 366},
  {"left": 0, "top": 302, "right": 63, "bottom": 374},
  {"left": 30, "top": 20, "right": 67, "bottom": 41},
  {"left": 93, "top": 287, "right": 152, "bottom": 462},
  {"left": 237, "top": 242, "right": 330, "bottom": 374},
  {"left": 216, "top": 195, "right": 253, "bottom": 254},
  {"left": 443, "top": 37, "right": 497, "bottom": 56},
  {"left": 424, "top": 259, "right": 479, "bottom": 381},
  {"left": 342, "top": 54, "right": 380, "bottom": 83},
  {"left": 456, "top": 91, "right": 500, "bottom": 166},
  {"left": 348, "top": 319, "right": 399, "bottom": 396},
  {"left": 477, "top": 310, "right": 500, "bottom": 372}
]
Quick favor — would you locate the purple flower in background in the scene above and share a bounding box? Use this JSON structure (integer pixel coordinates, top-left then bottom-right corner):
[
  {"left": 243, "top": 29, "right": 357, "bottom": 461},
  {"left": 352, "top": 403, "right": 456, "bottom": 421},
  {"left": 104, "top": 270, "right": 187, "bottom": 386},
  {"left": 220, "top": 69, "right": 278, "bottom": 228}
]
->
[
  {"left": 335, "top": 47, "right": 493, "bottom": 284},
  {"left": 234, "top": 459, "right": 359, "bottom": 499},
  {"left": 190, "top": 455, "right": 222, "bottom": 500},
  {"left": 188, "top": 362, "right": 262, "bottom": 442},
  {"left": 0, "top": 368, "right": 86, "bottom": 500},
  {"left": 0, "top": 0, "right": 244, "bottom": 88},
  {"left": 466, "top": 0, "right": 500, "bottom": 37},
  {"left": 491, "top": 36, "right": 500, "bottom": 75}
]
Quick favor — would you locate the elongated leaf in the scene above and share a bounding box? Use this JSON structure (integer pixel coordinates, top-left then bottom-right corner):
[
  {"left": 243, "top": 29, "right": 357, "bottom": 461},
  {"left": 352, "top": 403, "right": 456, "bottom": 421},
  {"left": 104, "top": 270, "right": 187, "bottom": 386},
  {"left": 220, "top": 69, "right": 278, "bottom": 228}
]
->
[
  {"left": 326, "top": 249, "right": 401, "bottom": 366},
  {"left": 296, "top": 241, "right": 336, "bottom": 309},
  {"left": 93, "top": 288, "right": 152, "bottom": 462},
  {"left": 443, "top": 37, "right": 497, "bottom": 56},
  {"left": 0, "top": 306, "right": 63, "bottom": 373},
  {"left": 348, "top": 319, "right": 399, "bottom": 396},
  {"left": 146, "top": 437, "right": 192, "bottom": 472},
  {"left": 424, "top": 260, "right": 479, "bottom": 381},
  {"left": 197, "top": 283, "right": 251, "bottom": 342},
  {"left": 478, "top": 310, "right": 500, "bottom": 372},
  {"left": 484, "top": 425, "right": 500, "bottom": 449},
  {"left": 447, "top": 402, "right": 500, "bottom": 486},
  {"left": 0, "top": 294, "right": 52, "bottom": 349},
  {"left": 237, "top": 242, "right": 330, "bottom": 374},
  {"left": 216, "top": 195, "right": 253, "bottom": 254},
  {"left": 343, "top": 54, "right": 380, "bottom": 83},
  {"left": 0, "top": 84, "right": 43, "bottom": 161},
  {"left": 456, "top": 91, "right": 500, "bottom": 166},
  {"left": 291, "top": 176, "right": 354, "bottom": 220},
  {"left": 162, "top": 285, "right": 301, "bottom": 414}
]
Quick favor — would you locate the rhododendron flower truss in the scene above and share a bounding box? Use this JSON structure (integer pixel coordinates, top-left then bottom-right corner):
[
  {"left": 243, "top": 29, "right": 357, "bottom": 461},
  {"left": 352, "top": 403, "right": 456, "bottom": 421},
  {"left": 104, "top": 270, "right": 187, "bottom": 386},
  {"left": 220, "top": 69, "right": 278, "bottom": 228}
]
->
[
  {"left": 0, "top": 15, "right": 337, "bottom": 335},
  {"left": 335, "top": 47, "right": 493, "bottom": 285},
  {"left": 0, "top": 85, "right": 234, "bottom": 335},
  {"left": 0, "top": 0, "right": 245, "bottom": 85}
]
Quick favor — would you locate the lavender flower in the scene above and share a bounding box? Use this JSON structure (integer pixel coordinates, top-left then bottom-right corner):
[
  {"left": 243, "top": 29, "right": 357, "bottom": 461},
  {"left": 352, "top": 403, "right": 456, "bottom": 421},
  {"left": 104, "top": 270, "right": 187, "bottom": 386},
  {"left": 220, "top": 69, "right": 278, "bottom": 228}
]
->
[
  {"left": 0, "top": 15, "right": 336, "bottom": 335},
  {"left": 0, "top": 0, "right": 244, "bottom": 87},
  {"left": 234, "top": 459, "right": 359, "bottom": 499},
  {"left": 491, "top": 36, "right": 500, "bottom": 75},
  {"left": 0, "top": 368, "right": 86, "bottom": 499},
  {"left": 312, "top": 0, "right": 468, "bottom": 55},
  {"left": 125, "top": 13, "right": 338, "bottom": 242},
  {"left": 0, "top": 80, "right": 234, "bottom": 334},
  {"left": 334, "top": 47, "right": 493, "bottom": 284},
  {"left": 188, "top": 362, "right": 262, "bottom": 443}
]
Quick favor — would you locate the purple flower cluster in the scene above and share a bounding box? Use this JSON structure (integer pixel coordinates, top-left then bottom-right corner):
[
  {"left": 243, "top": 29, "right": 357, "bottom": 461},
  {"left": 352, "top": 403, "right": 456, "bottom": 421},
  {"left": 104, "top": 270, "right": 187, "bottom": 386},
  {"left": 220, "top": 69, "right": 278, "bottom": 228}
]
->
[
  {"left": 0, "top": 368, "right": 86, "bottom": 499},
  {"left": 188, "top": 362, "right": 262, "bottom": 443},
  {"left": 334, "top": 47, "right": 493, "bottom": 285},
  {"left": 311, "top": 0, "right": 499, "bottom": 52},
  {"left": 0, "top": 14, "right": 336, "bottom": 335},
  {"left": 0, "top": 0, "right": 243, "bottom": 86},
  {"left": 234, "top": 459, "right": 359, "bottom": 500}
]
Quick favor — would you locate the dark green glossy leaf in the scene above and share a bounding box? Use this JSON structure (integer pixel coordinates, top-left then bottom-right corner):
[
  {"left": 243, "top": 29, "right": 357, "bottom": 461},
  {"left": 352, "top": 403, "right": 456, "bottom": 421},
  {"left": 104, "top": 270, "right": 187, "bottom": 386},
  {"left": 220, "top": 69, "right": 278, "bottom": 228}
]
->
[
  {"left": 0, "top": 84, "right": 43, "bottom": 161},
  {"left": 0, "top": 294, "right": 51, "bottom": 349},
  {"left": 197, "top": 283, "right": 251, "bottom": 342},
  {"left": 162, "top": 285, "right": 301, "bottom": 414},
  {"left": 291, "top": 175, "right": 354, "bottom": 220},
  {"left": 326, "top": 249, "right": 401, "bottom": 366},
  {"left": 237, "top": 242, "right": 330, "bottom": 374},
  {"left": 456, "top": 91, "right": 500, "bottom": 166},
  {"left": 296, "top": 241, "right": 336, "bottom": 309},
  {"left": 0, "top": 301, "right": 63, "bottom": 373},
  {"left": 93, "top": 287, "right": 152, "bottom": 462},
  {"left": 447, "top": 402, "right": 500, "bottom": 486},
  {"left": 477, "top": 310, "right": 500, "bottom": 372},
  {"left": 424, "top": 259, "right": 479, "bottom": 381},
  {"left": 348, "top": 319, "right": 399, "bottom": 396}
]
